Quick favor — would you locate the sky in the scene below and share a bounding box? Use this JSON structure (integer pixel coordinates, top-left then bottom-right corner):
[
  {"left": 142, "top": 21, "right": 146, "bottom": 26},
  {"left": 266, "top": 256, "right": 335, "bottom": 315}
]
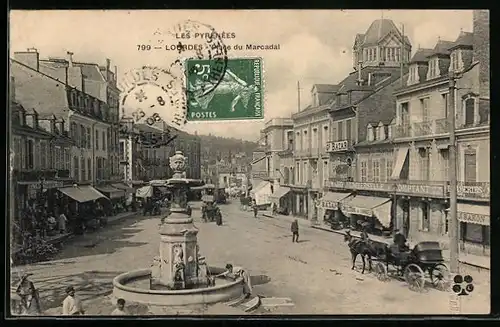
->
[{"left": 9, "top": 10, "right": 473, "bottom": 141}]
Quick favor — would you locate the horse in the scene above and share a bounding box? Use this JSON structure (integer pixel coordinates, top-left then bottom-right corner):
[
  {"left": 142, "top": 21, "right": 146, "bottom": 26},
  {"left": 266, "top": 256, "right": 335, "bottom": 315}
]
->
[{"left": 343, "top": 231, "right": 378, "bottom": 274}]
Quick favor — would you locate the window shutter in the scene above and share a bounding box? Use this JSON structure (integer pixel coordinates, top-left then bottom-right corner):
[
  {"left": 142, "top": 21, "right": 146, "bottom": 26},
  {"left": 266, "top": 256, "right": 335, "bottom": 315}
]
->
[
  {"left": 367, "top": 158, "right": 373, "bottom": 181},
  {"left": 331, "top": 124, "right": 337, "bottom": 142},
  {"left": 380, "top": 158, "right": 386, "bottom": 181}
]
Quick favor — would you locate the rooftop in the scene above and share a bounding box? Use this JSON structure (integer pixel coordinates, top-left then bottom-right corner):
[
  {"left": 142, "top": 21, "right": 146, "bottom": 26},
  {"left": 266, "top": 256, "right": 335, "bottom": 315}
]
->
[
  {"left": 410, "top": 48, "right": 434, "bottom": 63},
  {"left": 449, "top": 31, "right": 474, "bottom": 50}
]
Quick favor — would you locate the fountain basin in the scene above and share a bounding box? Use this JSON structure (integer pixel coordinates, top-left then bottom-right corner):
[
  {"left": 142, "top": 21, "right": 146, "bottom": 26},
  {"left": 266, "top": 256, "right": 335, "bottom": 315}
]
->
[{"left": 113, "top": 268, "right": 244, "bottom": 306}]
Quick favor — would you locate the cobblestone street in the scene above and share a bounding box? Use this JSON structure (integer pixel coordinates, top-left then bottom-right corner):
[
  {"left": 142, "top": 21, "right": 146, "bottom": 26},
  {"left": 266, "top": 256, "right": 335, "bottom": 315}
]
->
[{"left": 11, "top": 202, "right": 490, "bottom": 315}]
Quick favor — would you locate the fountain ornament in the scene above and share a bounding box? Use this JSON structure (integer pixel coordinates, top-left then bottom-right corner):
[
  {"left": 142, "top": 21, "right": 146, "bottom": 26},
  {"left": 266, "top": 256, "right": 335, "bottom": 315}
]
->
[{"left": 113, "top": 151, "right": 244, "bottom": 307}]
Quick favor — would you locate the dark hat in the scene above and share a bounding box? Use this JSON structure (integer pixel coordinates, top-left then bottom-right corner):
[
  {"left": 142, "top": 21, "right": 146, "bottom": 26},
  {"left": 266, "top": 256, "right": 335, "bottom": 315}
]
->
[{"left": 65, "top": 286, "right": 75, "bottom": 294}]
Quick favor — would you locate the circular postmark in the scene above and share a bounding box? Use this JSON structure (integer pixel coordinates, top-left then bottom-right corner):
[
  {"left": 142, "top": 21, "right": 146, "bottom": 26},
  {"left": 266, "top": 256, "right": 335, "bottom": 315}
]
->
[
  {"left": 167, "top": 20, "right": 229, "bottom": 97},
  {"left": 119, "top": 66, "right": 187, "bottom": 129}
]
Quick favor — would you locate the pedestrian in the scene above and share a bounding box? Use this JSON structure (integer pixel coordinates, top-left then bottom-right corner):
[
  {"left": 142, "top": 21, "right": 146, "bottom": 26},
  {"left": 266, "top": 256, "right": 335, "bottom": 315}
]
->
[
  {"left": 15, "top": 273, "right": 42, "bottom": 315},
  {"left": 223, "top": 264, "right": 252, "bottom": 298},
  {"left": 111, "top": 298, "right": 129, "bottom": 315},
  {"left": 291, "top": 219, "right": 299, "bottom": 243},
  {"left": 58, "top": 209, "right": 68, "bottom": 234},
  {"left": 62, "top": 286, "right": 85, "bottom": 315},
  {"left": 252, "top": 200, "right": 258, "bottom": 218}
]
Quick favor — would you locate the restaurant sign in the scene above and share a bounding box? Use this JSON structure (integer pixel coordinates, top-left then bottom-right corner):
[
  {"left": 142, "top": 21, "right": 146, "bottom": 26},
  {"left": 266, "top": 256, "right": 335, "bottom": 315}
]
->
[
  {"left": 457, "top": 211, "right": 490, "bottom": 226},
  {"left": 326, "top": 140, "right": 349, "bottom": 152}
]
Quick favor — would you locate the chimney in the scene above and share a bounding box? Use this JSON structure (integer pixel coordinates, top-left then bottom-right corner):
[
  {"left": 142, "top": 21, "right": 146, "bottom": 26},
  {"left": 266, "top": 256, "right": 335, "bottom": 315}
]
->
[
  {"left": 67, "top": 51, "right": 74, "bottom": 67},
  {"left": 10, "top": 77, "right": 15, "bottom": 102},
  {"left": 106, "top": 58, "right": 111, "bottom": 81},
  {"left": 14, "top": 48, "right": 39, "bottom": 71},
  {"left": 114, "top": 66, "right": 118, "bottom": 79}
]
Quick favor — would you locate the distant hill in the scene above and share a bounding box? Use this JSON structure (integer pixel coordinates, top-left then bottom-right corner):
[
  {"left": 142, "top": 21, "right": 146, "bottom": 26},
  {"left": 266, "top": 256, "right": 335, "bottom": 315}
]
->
[{"left": 199, "top": 134, "right": 259, "bottom": 165}]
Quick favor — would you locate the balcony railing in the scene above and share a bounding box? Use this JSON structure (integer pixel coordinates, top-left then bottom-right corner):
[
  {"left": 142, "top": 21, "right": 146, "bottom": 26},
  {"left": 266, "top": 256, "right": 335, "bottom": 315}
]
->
[{"left": 395, "top": 119, "right": 453, "bottom": 139}]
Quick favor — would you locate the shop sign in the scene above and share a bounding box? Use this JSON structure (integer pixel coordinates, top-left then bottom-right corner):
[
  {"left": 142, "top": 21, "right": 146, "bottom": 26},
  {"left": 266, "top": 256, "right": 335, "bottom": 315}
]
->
[
  {"left": 342, "top": 204, "right": 372, "bottom": 217},
  {"left": 453, "top": 182, "right": 490, "bottom": 200},
  {"left": 396, "top": 183, "right": 445, "bottom": 197},
  {"left": 252, "top": 171, "right": 268, "bottom": 179},
  {"left": 325, "top": 180, "right": 393, "bottom": 192},
  {"left": 319, "top": 200, "right": 338, "bottom": 210},
  {"left": 326, "top": 140, "right": 349, "bottom": 152},
  {"left": 457, "top": 211, "right": 490, "bottom": 226}
]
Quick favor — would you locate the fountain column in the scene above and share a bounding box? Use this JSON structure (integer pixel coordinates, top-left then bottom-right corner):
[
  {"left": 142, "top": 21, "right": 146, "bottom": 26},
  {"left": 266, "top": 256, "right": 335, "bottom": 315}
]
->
[{"left": 151, "top": 151, "right": 203, "bottom": 290}]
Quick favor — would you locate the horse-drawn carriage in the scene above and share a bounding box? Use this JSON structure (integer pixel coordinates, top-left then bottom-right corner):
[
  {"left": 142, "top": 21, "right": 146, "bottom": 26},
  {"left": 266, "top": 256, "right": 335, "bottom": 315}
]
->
[{"left": 373, "top": 240, "right": 451, "bottom": 292}]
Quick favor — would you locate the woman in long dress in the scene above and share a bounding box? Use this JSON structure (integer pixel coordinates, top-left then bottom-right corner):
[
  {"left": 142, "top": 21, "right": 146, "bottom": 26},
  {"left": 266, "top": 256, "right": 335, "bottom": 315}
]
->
[{"left": 15, "top": 274, "right": 42, "bottom": 315}]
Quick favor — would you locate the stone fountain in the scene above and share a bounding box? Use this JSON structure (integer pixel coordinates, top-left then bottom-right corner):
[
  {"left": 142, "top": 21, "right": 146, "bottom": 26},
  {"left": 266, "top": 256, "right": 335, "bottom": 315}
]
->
[{"left": 113, "top": 151, "right": 244, "bottom": 307}]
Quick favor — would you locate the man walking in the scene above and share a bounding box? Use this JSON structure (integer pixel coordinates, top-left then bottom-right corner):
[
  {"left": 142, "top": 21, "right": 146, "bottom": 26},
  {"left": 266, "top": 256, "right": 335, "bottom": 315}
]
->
[
  {"left": 291, "top": 219, "right": 299, "bottom": 243},
  {"left": 252, "top": 200, "right": 258, "bottom": 218}
]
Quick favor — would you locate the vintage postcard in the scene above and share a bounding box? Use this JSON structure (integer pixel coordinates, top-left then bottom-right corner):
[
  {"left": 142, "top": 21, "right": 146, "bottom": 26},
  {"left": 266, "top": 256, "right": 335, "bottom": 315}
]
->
[{"left": 8, "top": 9, "right": 490, "bottom": 316}]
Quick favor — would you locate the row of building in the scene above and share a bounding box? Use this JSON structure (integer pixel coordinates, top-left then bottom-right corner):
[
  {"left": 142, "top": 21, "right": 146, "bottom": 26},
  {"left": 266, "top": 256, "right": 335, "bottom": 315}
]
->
[
  {"left": 252, "top": 11, "right": 490, "bottom": 257},
  {"left": 10, "top": 49, "right": 202, "bottom": 216}
]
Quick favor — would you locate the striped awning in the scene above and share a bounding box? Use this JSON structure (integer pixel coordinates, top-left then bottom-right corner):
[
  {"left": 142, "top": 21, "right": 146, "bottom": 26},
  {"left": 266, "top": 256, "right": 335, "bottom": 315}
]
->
[{"left": 317, "top": 192, "right": 352, "bottom": 210}]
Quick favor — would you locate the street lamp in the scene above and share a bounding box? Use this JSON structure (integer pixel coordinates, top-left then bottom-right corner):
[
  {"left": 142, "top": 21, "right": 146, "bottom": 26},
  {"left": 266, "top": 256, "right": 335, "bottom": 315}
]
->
[{"left": 448, "top": 71, "right": 459, "bottom": 274}]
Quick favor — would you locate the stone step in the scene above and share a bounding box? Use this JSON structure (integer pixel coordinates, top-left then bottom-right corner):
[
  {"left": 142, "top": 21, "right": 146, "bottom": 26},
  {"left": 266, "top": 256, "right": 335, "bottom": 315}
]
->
[{"left": 241, "top": 296, "right": 261, "bottom": 312}]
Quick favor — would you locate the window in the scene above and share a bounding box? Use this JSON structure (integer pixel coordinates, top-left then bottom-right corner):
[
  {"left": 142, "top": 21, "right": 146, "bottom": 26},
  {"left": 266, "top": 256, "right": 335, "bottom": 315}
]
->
[
  {"left": 373, "top": 160, "right": 380, "bottom": 182},
  {"left": 296, "top": 162, "right": 300, "bottom": 184},
  {"left": 450, "top": 51, "right": 461, "bottom": 72},
  {"left": 120, "top": 141, "right": 125, "bottom": 161},
  {"left": 395, "top": 48, "right": 400, "bottom": 62},
  {"left": 26, "top": 139, "right": 34, "bottom": 169},
  {"left": 387, "top": 125, "right": 393, "bottom": 139},
  {"left": 338, "top": 121, "right": 344, "bottom": 140},
  {"left": 40, "top": 141, "right": 47, "bottom": 169},
  {"left": 442, "top": 93, "right": 449, "bottom": 119},
  {"left": 440, "top": 149, "right": 449, "bottom": 181},
  {"left": 95, "top": 130, "right": 99, "bottom": 150},
  {"left": 312, "top": 128, "right": 318, "bottom": 149},
  {"left": 420, "top": 97, "right": 430, "bottom": 122},
  {"left": 420, "top": 202, "right": 430, "bottom": 232},
  {"left": 102, "top": 131, "right": 106, "bottom": 151},
  {"left": 87, "top": 128, "right": 91, "bottom": 149},
  {"left": 419, "top": 148, "right": 430, "bottom": 180},
  {"left": 88, "top": 158, "right": 92, "bottom": 181},
  {"left": 64, "top": 148, "right": 71, "bottom": 170},
  {"left": 80, "top": 124, "right": 86, "bottom": 148},
  {"left": 464, "top": 98, "right": 475, "bottom": 126},
  {"left": 107, "top": 129, "right": 112, "bottom": 152},
  {"left": 386, "top": 159, "right": 393, "bottom": 181},
  {"left": 360, "top": 161, "right": 367, "bottom": 182},
  {"left": 323, "top": 160, "right": 329, "bottom": 180},
  {"left": 346, "top": 120, "right": 352, "bottom": 142},
  {"left": 303, "top": 130, "right": 308, "bottom": 150},
  {"left": 54, "top": 146, "right": 61, "bottom": 169},
  {"left": 81, "top": 157, "right": 86, "bottom": 181},
  {"left": 464, "top": 150, "right": 477, "bottom": 183},
  {"left": 73, "top": 156, "right": 79, "bottom": 180},
  {"left": 323, "top": 126, "right": 329, "bottom": 148}
]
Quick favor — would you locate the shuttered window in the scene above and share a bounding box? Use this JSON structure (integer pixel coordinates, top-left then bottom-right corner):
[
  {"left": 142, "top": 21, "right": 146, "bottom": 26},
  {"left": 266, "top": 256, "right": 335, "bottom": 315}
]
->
[
  {"left": 360, "top": 161, "right": 367, "bottom": 182},
  {"left": 73, "top": 156, "right": 79, "bottom": 180},
  {"left": 464, "top": 98, "right": 475, "bottom": 126},
  {"left": 338, "top": 121, "right": 344, "bottom": 140},
  {"left": 367, "top": 158, "right": 373, "bottom": 181},
  {"left": 81, "top": 157, "right": 86, "bottom": 181},
  {"left": 464, "top": 151, "right": 477, "bottom": 183},
  {"left": 346, "top": 120, "right": 352, "bottom": 142},
  {"left": 331, "top": 124, "right": 337, "bottom": 142},
  {"left": 88, "top": 158, "right": 92, "bottom": 181},
  {"left": 380, "top": 158, "right": 386, "bottom": 181}
]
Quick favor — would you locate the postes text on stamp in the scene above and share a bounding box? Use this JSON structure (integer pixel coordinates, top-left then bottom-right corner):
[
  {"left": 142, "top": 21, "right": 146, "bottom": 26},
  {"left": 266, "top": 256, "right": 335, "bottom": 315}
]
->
[{"left": 186, "top": 58, "right": 264, "bottom": 121}]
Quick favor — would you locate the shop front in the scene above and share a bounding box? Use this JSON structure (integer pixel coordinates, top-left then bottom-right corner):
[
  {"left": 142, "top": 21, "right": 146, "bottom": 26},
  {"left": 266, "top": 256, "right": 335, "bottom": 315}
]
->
[
  {"left": 340, "top": 195, "right": 393, "bottom": 235},
  {"left": 250, "top": 180, "right": 272, "bottom": 208},
  {"left": 269, "top": 186, "right": 291, "bottom": 215},
  {"left": 289, "top": 186, "right": 308, "bottom": 218},
  {"left": 456, "top": 202, "right": 490, "bottom": 256},
  {"left": 316, "top": 191, "right": 352, "bottom": 229}
]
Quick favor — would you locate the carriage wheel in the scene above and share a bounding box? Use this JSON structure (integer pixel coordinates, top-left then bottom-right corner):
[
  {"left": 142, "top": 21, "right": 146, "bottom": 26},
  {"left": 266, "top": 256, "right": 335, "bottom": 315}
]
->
[
  {"left": 430, "top": 263, "right": 451, "bottom": 291},
  {"left": 404, "top": 264, "right": 425, "bottom": 292},
  {"left": 375, "top": 262, "right": 389, "bottom": 282}
]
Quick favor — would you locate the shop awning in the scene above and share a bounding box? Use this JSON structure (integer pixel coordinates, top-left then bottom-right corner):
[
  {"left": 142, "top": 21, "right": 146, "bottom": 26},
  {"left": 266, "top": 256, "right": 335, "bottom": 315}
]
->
[
  {"left": 269, "top": 187, "right": 291, "bottom": 204},
  {"left": 341, "top": 195, "right": 392, "bottom": 227},
  {"left": 157, "top": 186, "right": 170, "bottom": 194},
  {"left": 253, "top": 181, "right": 272, "bottom": 205},
  {"left": 111, "top": 183, "right": 135, "bottom": 193},
  {"left": 150, "top": 180, "right": 168, "bottom": 186},
  {"left": 58, "top": 185, "right": 108, "bottom": 203},
  {"left": 455, "top": 203, "right": 490, "bottom": 226},
  {"left": 250, "top": 181, "right": 268, "bottom": 196},
  {"left": 317, "top": 192, "right": 352, "bottom": 210},
  {"left": 95, "top": 186, "right": 126, "bottom": 199},
  {"left": 136, "top": 185, "right": 153, "bottom": 198},
  {"left": 390, "top": 147, "right": 409, "bottom": 180}
]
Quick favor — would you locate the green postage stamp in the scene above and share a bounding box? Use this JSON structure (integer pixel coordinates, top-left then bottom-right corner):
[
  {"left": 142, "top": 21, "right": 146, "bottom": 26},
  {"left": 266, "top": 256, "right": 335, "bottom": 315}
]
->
[{"left": 186, "top": 58, "right": 264, "bottom": 121}]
